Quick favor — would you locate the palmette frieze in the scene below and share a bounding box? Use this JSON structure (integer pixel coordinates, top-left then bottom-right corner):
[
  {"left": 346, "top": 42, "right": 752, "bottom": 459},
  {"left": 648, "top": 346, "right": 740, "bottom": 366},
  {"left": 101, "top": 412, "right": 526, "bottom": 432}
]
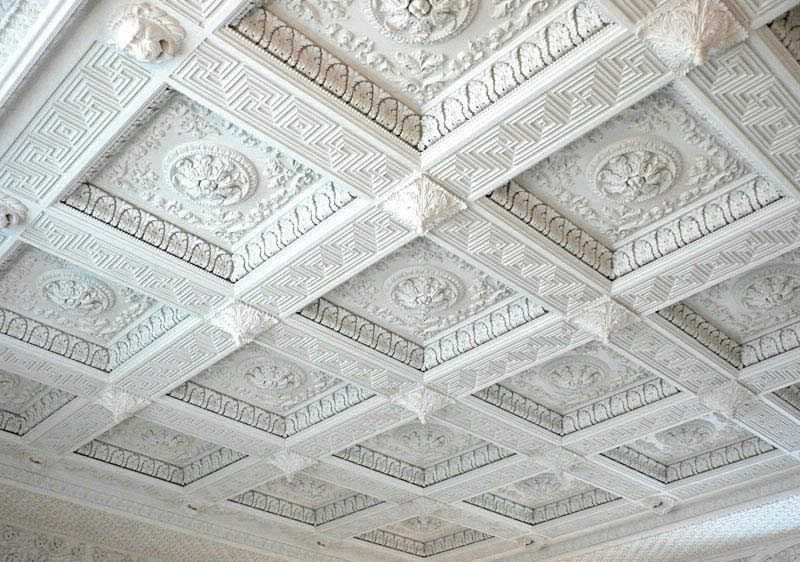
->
[
  {"left": 168, "top": 380, "right": 373, "bottom": 437},
  {"left": 465, "top": 487, "right": 620, "bottom": 526},
  {"left": 613, "top": 178, "right": 783, "bottom": 276},
  {"left": 476, "top": 378, "right": 679, "bottom": 436},
  {"left": 63, "top": 183, "right": 237, "bottom": 281},
  {"left": 299, "top": 298, "right": 426, "bottom": 368},
  {"left": 357, "top": 527, "right": 494, "bottom": 557},
  {"left": 231, "top": 488, "right": 383, "bottom": 526},
  {"left": 334, "top": 442, "right": 514, "bottom": 487},
  {"left": 420, "top": 2, "right": 611, "bottom": 150},
  {"left": 76, "top": 439, "right": 246, "bottom": 486},
  {"left": 741, "top": 320, "right": 800, "bottom": 366},
  {"left": 658, "top": 303, "right": 742, "bottom": 367},
  {"left": 769, "top": 7, "right": 800, "bottom": 63},
  {"left": 107, "top": 305, "right": 188, "bottom": 370},
  {"left": 488, "top": 182, "right": 614, "bottom": 278},
  {"left": 231, "top": 184, "right": 356, "bottom": 280},
  {"left": 0, "top": 307, "right": 111, "bottom": 370},
  {"left": 229, "top": 6, "right": 423, "bottom": 148},
  {"left": 423, "top": 297, "right": 547, "bottom": 369},
  {"left": 0, "top": 387, "right": 74, "bottom": 436},
  {"left": 604, "top": 436, "right": 776, "bottom": 483}
]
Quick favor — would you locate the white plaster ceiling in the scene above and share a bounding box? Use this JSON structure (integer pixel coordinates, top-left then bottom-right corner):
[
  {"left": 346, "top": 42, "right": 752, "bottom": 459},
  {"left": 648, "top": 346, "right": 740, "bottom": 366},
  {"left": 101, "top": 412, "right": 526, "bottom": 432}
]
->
[{"left": 2, "top": 0, "right": 800, "bottom": 561}]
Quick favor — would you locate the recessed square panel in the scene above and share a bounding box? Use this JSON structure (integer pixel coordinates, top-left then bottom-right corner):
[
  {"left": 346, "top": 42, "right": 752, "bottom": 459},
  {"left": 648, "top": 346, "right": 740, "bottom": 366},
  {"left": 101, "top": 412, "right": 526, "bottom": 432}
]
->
[
  {"left": 248, "top": 1, "right": 561, "bottom": 109},
  {"left": 77, "top": 417, "right": 245, "bottom": 486},
  {"left": 0, "top": 371, "right": 74, "bottom": 436},
  {"left": 190, "top": 345, "right": 344, "bottom": 416},
  {"left": 499, "top": 342, "right": 654, "bottom": 414},
  {"left": 466, "top": 473, "right": 619, "bottom": 526},
  {"left": 89, "top": 92, "right": 326, "bottom": 250},
  {"left": 232, "top": 472, "right": 383, "bottom": 526},
  {"left": 358, "top": 516, "right": 493, "bottom": 558},
  {"left": 360, "top": 421, "right": 486, "bottom": 468},
  {"left": 0, "top": 246, "right": 158, "bottom": 346},
  {"left": 336, "top": 420, "right": 514, "bottom": 487},
  {"left": 326, "top": 237, "right": 515, "bottom": 345},
  {"left": 513, "top": 86, "right": 754, "bottom": 249},
  {"left": 683, "top": 249, "right": 800, "bottom": 342},
  {"left": 603, "top": 415, "right": 774, "bottom": 484},
  {"left": 627, "top": 414, "right": 753, "bottom": 465},
  {"left": 491, "top": 472, "right": 595, "bottom": 508}
]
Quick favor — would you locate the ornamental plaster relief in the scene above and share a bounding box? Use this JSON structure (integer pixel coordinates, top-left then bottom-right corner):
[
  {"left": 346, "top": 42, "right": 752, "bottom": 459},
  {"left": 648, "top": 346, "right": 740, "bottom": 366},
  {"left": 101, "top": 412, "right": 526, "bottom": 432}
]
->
[
  {"left": 262, "top": 0, "right": 564, "bottom": 107},
  {"left": 498, "top": 342, "right": 654, "bottom": 413},
  {"left": 358, "top": 420, "right": 485, "bottom": 467},
  {"left": 514, "top": 86, "right": 751, "bottom": 248},
  {"left": 625, "top": 413, "right": 754, "bottom": 465},
  {"left": 384, "top": 516, "right": 472, "bottom": 544},
  {"left": 190, "top": 345, "right": 343, "bottom": 416},
  {"left": 684, "top": 248, "right": 800, "bottom": 342},
  {"left": 0, "top": 246, "right": 158, "bottom": 347},
  {"left": 89, "top": 92, "right": 324, "bottom": 249},
  {"left": 492, "top": 472, "right": 594, "bottom": 508},
  {"left": 253, "top": 473, "right": 356, "bottom": 510},
  {"left": 93, "top": 416, "right": 222, "bottom": 467},
  {"left": 325, "top": 237, "right": 515, "bottom": 345},
  {"left": 0, "top": 370, "right": 50, "bottom": 414}
]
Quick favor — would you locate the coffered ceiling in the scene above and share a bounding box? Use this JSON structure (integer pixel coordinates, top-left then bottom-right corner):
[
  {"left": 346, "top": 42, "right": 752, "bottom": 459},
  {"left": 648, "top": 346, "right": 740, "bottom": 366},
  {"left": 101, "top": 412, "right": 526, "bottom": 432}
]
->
[{"left": 2, "top": 0, "right": 800, "bottom": 561}]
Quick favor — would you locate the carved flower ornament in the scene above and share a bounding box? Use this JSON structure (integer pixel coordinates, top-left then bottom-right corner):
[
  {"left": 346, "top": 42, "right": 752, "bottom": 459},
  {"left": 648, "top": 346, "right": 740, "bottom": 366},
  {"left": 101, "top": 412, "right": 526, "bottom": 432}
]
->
[{"left": 369, "top": 0, "right": 477, "bottom": 44}]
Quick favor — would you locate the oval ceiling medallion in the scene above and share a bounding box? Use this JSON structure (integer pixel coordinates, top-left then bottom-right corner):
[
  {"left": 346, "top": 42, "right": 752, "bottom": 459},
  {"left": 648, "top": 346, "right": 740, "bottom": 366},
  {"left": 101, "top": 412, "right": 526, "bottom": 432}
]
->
[
  {"left": 734, "top": 266, "right": 800, "bottom": 312},
  {"left": 37, "top": 271, "right": 115, "bottom": 317},
  {"left": 368, "top": 0, "right": 477, "bottom": 45},
  {"left": 588, "top": 139, "right": 681, "bottom": 203},
  {"left": 397, "top": 424, "right": 451, "bottom": 452},
  {"left": 164, "top": 142, "right": 258, "bottom": 207}
]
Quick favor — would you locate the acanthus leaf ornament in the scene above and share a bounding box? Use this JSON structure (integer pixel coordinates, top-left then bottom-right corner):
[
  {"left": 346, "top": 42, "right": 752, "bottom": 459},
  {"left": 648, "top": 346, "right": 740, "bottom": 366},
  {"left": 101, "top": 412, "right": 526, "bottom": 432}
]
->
[
  {"left": 96, "top": 387, "right": 151, "bottom": 423},
  {"left": 697, "top": 379, "right": 757, "bottom": 419},
  {"left": 637, "top": 0, "right": 746, "bottom": 75},
  {"left": 270, "top": 448, "right": 316, "bottom": 483},
  {"left": 0, "top": 196, "right": 27, "bottom": 228},
  {"left": 209, "top": 302, "right": 278, "bottom": 347},
  {"left": 391, "top": 385, "right": 453, "bottom": 424},
  {"left": 569, "top": 297, "right": 638, "bottom": 344},
  {"left": 382, "top": 175, "right": 466, "bottom": 235},
  {"left": 110, "top": 3, "right": 186, "bottom": 63}
]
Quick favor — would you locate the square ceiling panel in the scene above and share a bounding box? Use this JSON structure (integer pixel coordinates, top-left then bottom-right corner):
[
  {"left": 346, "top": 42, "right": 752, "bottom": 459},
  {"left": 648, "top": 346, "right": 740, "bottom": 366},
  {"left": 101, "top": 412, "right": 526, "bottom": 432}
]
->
[
  {"left": 0, "top": 370, "right": 74, "bottom": 436},
  {"left": 76, "top": 416, "right": 245, "bottom": 486},
  {"left": 499, "top": 342, "right": 656, "bottom": 414},
  {"left": 232, "top": 472, "right": 383, "bottom": 526},
  {"left": 242, "top": 0, "right": 564, "bottom": 109},
  {"left": 466, "top": 472, "right": 619, "bottom": 527},
  {"left": 88, "top": 92, "right": 326, "bottom": 250},
  {"left": 683, "top": 249, "right": 800, "bottom": 343},
  {"left": 513, "top": 85, "right": 756, "bottom": 249},
  {"left": 0, "top": 245, "right": 159, "bottom": 347},
  {"left": 189, "top": 345, "right": 345, "bottom": 417},
  {"left": 325, "top": 237, "right": 516, "bottom": 346},
  {"left": 336, "top": 420, "right": 514, "bottom": 487},
  {"left": 169, "top": 344, "right": 374, "bottom": 438},
  {"left": 603, "top": 414, "right": 775, "bottom": 484},
  {"left": 358, "top": 516, "right": 493, "bottom": 558}
]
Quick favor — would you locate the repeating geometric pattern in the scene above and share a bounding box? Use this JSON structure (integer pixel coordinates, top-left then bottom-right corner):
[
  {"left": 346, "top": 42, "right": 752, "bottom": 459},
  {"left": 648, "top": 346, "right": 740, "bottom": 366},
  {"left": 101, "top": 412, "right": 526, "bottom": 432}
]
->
[{"left": 2, "top": 2, "right": 800, "bottom": 562}]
